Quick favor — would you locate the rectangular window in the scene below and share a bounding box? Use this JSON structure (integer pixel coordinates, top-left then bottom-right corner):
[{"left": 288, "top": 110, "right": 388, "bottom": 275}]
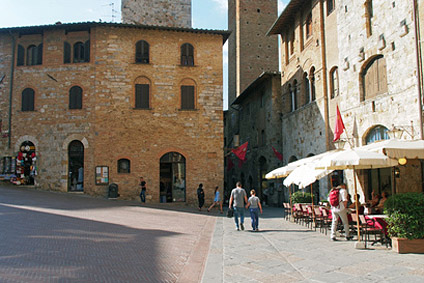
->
[
  {"left": 181, "top": 85, "right": 195, "bottom": 110},
  {"left": 135, "top": 84, "right": 150, "bottom": 109},
  {"left": 327, "top": 0, "right": 335, "bottom": 15}
]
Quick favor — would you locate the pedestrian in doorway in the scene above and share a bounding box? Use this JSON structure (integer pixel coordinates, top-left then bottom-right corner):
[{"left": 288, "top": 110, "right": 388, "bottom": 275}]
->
[
  {"left": 207, "top": 186, "right": 223, "bottom": 213},
  {"left": 197, "top": 183, "right": 205, "bottom": 211},
  {"left": 229, "top": 182, "right": 248, "bottom": 231},
  {"left": 328, "top": 184, "right": 352, "bottom": 241},
  {"left": 139, "top": 177, "right": 147, "bottom": 203},
  {"left": 245, "top": 189, "right": 263, "bottom": 231}
]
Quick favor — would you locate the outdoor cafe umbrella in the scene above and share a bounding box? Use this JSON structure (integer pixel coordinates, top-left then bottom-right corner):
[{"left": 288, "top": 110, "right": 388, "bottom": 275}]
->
[
  {"left": 314, "top": 148, "right": 398, "bottom": 247},
  {"left": 361, "top": 139, "right": 424, "bottom": 159}
]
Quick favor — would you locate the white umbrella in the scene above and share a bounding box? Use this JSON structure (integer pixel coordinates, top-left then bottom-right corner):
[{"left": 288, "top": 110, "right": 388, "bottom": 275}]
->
[
  {"left": 283, "top": 163, "right": 333, "bottom": 189},
  {"left": 265, "top": 150, "right": 337, "bottom": 180},
  {"left": 315, "top": 148, "right": 398, "bottom": 170},
  {"left": 361, "top": 139, "right": 424, "bottom": 159}
]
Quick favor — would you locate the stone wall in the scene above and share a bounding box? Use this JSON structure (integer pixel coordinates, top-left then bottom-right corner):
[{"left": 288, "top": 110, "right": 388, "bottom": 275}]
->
[{"left": 121, "top": 0, "right": 192, "bottom": 28}]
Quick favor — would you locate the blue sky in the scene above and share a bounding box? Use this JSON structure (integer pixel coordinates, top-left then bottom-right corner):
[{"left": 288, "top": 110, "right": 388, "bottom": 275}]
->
[{"left": 0, "top": 0, "right": 287, "bottom": 109}]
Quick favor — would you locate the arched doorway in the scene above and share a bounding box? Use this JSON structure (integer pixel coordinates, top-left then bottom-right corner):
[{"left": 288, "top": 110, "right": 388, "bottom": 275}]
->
[
  {"left": 68, "top": 140, "right": 84, "bottom": 192},
  {"left": 160, "top": 152, "right": 186, "bottom": 203},
  {"left": 17, "top": 141, "right": 36, "bottom": 185},
  {"left": 365, "top": 125, "right": 391, "bottom": 199}
]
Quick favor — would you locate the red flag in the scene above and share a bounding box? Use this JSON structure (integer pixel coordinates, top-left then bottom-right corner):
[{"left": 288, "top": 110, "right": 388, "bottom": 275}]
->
[
  {"left": 232, "top": 142, "right": 248, "bottom": 161},
  {"left": 272, "top": 146, "right": 283, "bottom": 161},
  {"left": 227, "top": 157, "right": 234, "bottom": 171},
  {"left": 333, "top": 105, "right": 345, "bottom": 142},
  {"left": 238, "top": 158, "right": 245, "bottom": 168}
]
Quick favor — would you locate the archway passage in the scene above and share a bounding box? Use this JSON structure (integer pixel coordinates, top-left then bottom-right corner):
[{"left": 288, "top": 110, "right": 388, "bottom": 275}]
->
[
  {"left": 68, "top": 140, "right": 84, "bottom": 192},
  {"left": 160, "top": 152, "right": 186, "bottom": 203}
]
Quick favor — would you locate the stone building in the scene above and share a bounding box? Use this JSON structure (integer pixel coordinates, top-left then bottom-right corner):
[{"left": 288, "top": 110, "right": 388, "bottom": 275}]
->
[
  {"left": 0, "top": 21, "right": 229, "bottom": 204},
  {"left": 225, "top": 0, "right": 280, "bottom": 201},
  {"left": 268, "top": 0, "right": 424, "bottom": 200},
  {"left": 121, "top": 0, "right": 192, "bottom": 28}
]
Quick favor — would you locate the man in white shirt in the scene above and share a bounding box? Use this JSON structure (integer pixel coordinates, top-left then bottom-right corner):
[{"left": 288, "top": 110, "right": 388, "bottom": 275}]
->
[{"left": 329, "top": 183, "right": 352, "bottom": 241}]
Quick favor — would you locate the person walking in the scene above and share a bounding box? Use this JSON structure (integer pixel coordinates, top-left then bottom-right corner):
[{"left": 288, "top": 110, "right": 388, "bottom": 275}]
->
[
  {"left": 197, "top": 184, "right": 205, "bottom": 211},
  {"left": 139, "top": 177, "right": 147, "bottom": 203},
  {"left": 229, "top": 182, "right": 248, "bottom": 231},
  {"left": 328, "top": 184, "right": 352, "bottom": 241},
  {"left": 207, "top": 186, "right": 223, "bottom": 213},
  {"left": 245, "top": 189, "right": 263, "bottom": 231}
]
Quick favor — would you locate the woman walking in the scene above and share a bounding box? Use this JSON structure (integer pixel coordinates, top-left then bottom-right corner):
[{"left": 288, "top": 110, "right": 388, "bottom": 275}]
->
[{"left": 207, "top": 186, "right": 223, "bottom": 213}]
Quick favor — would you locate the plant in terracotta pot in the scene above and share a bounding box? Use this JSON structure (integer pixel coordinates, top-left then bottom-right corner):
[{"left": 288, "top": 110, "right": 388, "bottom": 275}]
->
[{"left": 384, "top": 192, "right": 424, "bottom": 253}]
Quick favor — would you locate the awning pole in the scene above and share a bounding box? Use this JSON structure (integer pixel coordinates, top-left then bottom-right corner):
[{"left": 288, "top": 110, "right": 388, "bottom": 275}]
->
[{"left": 354, "top": 169, "right": 361, "bottom": 242}]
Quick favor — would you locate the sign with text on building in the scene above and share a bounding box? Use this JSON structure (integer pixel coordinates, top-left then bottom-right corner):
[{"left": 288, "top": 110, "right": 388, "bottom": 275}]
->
[{"left": 95, "top": 166, "right": 109, "bottom": 185}]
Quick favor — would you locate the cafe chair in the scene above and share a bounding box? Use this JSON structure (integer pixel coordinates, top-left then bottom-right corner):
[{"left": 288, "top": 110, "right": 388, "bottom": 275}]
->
[{"left": 359, "top": 215, "right": 384, "bottom": 248}]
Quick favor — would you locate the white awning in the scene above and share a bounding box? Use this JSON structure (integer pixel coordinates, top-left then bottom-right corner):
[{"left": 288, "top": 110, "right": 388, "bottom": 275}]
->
[{"left": 361, "top": 139, "right": 424, "bottom": 159}]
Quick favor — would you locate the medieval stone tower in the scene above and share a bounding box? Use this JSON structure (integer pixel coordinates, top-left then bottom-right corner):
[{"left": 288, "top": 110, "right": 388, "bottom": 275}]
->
[
  {"left": 228, "top": 0, "right": 279, "bottom": 104},
  {"left": 121, "top": 0, "right": 192, "bottom": 28}
]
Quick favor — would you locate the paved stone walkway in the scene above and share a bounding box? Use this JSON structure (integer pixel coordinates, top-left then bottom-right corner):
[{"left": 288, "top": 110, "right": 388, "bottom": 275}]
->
[
  {"left": 203, "top": 207, "right": 424, "bottom": 283},
  {"left": 0, "top": 185, "right": 214, "bottom": 283}
]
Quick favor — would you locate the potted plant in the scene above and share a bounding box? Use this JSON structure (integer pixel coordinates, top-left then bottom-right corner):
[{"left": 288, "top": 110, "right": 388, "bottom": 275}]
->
[
  {"left": 291, "top": 191, "right": 313, "bottom": 204},
  {"left": 384, "top": 192, "right": 424, "bottom": 254}
]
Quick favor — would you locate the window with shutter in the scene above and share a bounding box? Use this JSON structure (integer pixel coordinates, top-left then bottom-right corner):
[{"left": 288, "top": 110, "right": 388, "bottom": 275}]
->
[
  {"left": 84, "top": 40, "right": 90, "bottom": 62},
  {"left": 22, "top": 88, "right": 35, "bottom": 111},
  {"left": 135, "top": 84, "right": 150, "bottom": 109},
  {"left": 136, "top": 40, "right": 149, "bottom": 64},
  {"left": 69, "top": 86, "right": 83, "bottom": 109},
  {"left": 181, "top": 85, "right": 195, "bottom": 109},
  {"left": 37, "top": 43, "right": 43, "bottom": 65},
  {"left": 73, "top": 42, "right": 84, "bottom": 63},
  {"left": 27, "top": 45, "right": 37, "bottom": 66},
  {"left": 362, "top": 55, "right": 387, "bottom": 100},
  {"left": 181, "top": 43, "right": 194, "bottom": 66}
]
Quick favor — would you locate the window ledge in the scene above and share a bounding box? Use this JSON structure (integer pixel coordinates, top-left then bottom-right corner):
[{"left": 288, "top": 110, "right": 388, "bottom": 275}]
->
[
  {"left": 135, "top": 62, "right": 150, "bottom": 65},
  {"left": 178, "top": 108, "right": 198, "bottom": 111},
  {"left": 133, "top": 108, "right": 153, "bottom": 110},
  {"left": 179, "top": 64, "right": 196, "bottom": 67}
]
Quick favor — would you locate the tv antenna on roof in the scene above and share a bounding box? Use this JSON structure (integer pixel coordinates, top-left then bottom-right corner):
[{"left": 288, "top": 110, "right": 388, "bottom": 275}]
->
[{"left": 102, "top": 2, "right": 118, "bottom": 22}]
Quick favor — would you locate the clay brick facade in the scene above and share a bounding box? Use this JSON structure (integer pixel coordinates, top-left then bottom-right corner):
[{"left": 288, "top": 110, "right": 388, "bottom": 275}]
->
[{"left": 0, "top": 22, "right": 228, "bottom": 204}]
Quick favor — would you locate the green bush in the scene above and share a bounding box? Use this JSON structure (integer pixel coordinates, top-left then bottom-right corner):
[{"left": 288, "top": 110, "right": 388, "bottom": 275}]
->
[
  {"left": 384, "top": 192, "right": 424, "bottom": 239},
  {"left": 291, "top": 191, "right": 313, "bottom": 204}
]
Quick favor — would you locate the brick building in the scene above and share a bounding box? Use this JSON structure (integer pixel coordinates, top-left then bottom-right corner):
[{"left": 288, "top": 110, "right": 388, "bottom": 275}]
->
[{"left": 0, "top": 21, "right": 229, "bottom": 204}]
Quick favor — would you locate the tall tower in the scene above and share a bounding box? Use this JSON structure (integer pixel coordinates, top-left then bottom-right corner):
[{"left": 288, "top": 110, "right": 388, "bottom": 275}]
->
[
  {"left": 228, "top": 0, "right": 279, "bottom": 104},
  {"left": 121, "top": 0, "right": 192, "bottom": 28}
]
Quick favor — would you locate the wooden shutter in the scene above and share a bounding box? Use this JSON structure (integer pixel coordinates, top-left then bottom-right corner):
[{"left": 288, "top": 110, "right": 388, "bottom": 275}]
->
[
  {"left": 377, "top": 57, "right": 388, "bottom": 94},
  {"left": 84, "top": 40, "right": 90, "bottom": 62},
  {"left": 181, "top": 85, "right": 195, "bottom": 109},
  {"left": 70, "top": 86, "right": 82, "bottom": 109},
  {"left": 37, "top": 43, "right": 43, "bottom": 65},
  {"left": 17, "top": 45, "right": 25, "bottom": 66},
  {"left": 135, "top": 84, "right": 149, "bottom": 109},
  {"left": 22, "top": 88, "right": 34, "bottom": 111},
  {"left": 64, "top": 42, "right": 71, "bottom": 64}
]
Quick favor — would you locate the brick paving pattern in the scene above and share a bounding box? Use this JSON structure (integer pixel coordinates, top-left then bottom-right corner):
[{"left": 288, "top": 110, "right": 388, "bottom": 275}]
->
[{"left": 0, "top": 184, "right": 215, "bottom": 282}]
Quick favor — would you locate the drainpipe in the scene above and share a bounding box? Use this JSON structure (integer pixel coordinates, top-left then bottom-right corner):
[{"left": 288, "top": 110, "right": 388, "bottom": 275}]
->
[
  {"left": 319, "top": 0, "right": 330, "bottom": 149},
  {"left": 8, "top": 31, "right": 16, "bottom": 150},
  {"left": 413, "top": 0, "right": 424, "bottom": 140}
]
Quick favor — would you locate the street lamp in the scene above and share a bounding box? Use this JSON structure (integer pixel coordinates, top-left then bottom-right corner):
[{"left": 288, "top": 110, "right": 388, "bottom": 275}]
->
[{"left": 333, "top": 138, "right": 347, "bottom": 149}]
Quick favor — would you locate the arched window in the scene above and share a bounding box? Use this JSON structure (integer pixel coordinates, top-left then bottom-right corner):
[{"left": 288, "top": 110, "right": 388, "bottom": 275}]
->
[
  {"left": 69, "top": 86, "right": 83, "bottom": 109},
  {"left": 135, "top": 40, "right": 149, "bottom": 64},
  {"left": 27, "top": 44, "right": 42, "bottom": 66},
  {"left": 330, "top": 67, "right": 339, "bottom": 99},
  {"left": 117, "top": 159, "right": 131, "bottom": 173},
  {"left": 361, "top": 55, "right": 387, "bottom": 100},
  {"left": 365, "top": 125, "right": 389, "bottom": 144},
  {"left": 304, "top": 72, "right": 310, "bottom": 104},
  {"left": 22, "top": 88, "right": 35, "bottom": 111},
  {"left": 310, "top": 67, "right": 316, "bottom": 101},
  {"left": 73, "top": 40, "right": 90, "bottom": 63},
  {"left": 181, "top": 43, "right": 194, "bottom": 66},
  {"left": 288, "top": 156, "right": 298, "bottom": 163}
]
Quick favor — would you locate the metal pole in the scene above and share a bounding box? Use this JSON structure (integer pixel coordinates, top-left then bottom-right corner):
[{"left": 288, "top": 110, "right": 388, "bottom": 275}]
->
[{"left": 354, "top": 169, "right": 361, "bottom": 242}]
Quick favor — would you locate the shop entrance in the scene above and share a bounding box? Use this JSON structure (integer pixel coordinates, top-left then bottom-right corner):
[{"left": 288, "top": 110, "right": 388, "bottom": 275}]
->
[
  {"left": 159, "top": 152, "right": 186, "bottom": 203},
  {"left": 68, "top": 140, "right": 84, "bottom": 192},
  {"left": 16, "top": 141, "right": 36, "bottom": 185}
]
